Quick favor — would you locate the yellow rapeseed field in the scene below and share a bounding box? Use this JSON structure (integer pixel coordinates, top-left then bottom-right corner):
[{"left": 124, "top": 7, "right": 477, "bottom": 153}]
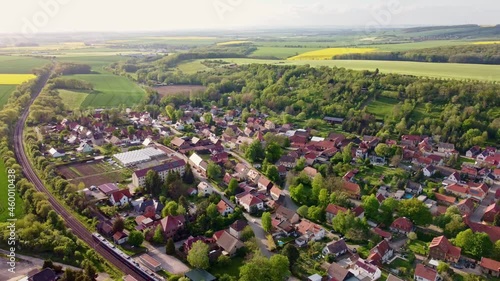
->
[
  {"left": 217, "top": 40, "right": 251, "bottom": 46},
  {"left": 472, "top": 41, "right": 500, "bottom": 45},
  {"left": 288, "top": 47, "right": 378, "bottom": 60},
  {"left": 0, "top": 74, "right": 36, "bottom": 85}
]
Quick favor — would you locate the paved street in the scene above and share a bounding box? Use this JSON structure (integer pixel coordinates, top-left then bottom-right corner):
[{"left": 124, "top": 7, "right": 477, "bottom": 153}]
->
[{"left": 243, "top": 213, "right": 273, "bottom": 258}]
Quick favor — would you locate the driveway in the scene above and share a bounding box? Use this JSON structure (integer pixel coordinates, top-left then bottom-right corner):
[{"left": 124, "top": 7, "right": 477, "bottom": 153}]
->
[
  {"left": 141, "top": 244, "right": 189, "bottom": 274},
  {"left": 243, "top": 213, "right": 273, "bottom": 258}
]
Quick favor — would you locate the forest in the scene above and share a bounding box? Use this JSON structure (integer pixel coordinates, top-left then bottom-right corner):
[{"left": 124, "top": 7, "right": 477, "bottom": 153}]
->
[
  {"left": 112, "top": 58, "right": 500, "bottom": 152},
  {"left": 333, "top": 44, "right": 500, "bottom": 64}
]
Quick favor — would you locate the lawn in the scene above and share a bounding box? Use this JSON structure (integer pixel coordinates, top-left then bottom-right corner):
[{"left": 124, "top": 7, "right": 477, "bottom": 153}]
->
[
  {"left": 58, "top": 89, "right": 91, "bottom": 110},
  {"left": 210, "top": 256, "right": 245, "bottom": 279},
  {"left": 366, "top": 97, "right": 399, "bottom": 120},
  {"left": 0, "top": 160, "right": 25, "bottom": 221},
  {"left": 410, "top": 103, "right": 443, "bottom": 121},
  {"left": 0, "top": 56, "right": 49, "bottom": 73},
  {"left": 407, "top": 240, "right": 428, "bottom": 256},
  {"left": 60, "top": 73, "right": 146, "bottom": 108},
  {"left": 387, "top": 258, "right": 414, "bottom": 280},
  {"left": 0, "top": 84, "right": 16, "bottom": 109},
  {"left": 205, "top": 58, "right": 500, "bottom": 82},
  {"left": 176, "top": 60, "right": 212, "bottom": 74}
]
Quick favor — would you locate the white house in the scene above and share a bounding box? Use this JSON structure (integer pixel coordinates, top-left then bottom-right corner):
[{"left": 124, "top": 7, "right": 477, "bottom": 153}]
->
[
  {"left": 297, "top": 220, "right": 325, "bottom": 241},
  {"left": 217, "top": 199, "right": 235, "bottom": 216},
  {"left": 349, "top": 259, "right": 382, "bottom": 281},
  {"left": 197, "top": 182, "right": 213, "bottom": 196},
  {"left": 237, "top": 193, "right": 264, "bottom": 213},
  {"left": 423, "top": 165, "right": 436, "bottom": 177},
  {"left": 414, "top": 264, "right": 438, "bottom": 281},
  {"left": 109, "top": 189, "right": 132, "bottom": 206},
  {"left": 49, "top": 148, "right": 65, "bottom": 158},
  {"left": 113, "top": 231, "right": 128, "bottom": 245},
  {"left": 76, "top": 142, "right": 93, "bottom": 154}
]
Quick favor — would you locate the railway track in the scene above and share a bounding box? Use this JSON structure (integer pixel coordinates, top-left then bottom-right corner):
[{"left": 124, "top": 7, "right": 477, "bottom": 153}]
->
[{"left": 12, "top": 69, "right": 152, "bottom": 281}]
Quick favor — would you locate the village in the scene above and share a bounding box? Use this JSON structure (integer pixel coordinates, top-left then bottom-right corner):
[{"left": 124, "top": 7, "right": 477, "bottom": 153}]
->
[{"left": 33, "top": 103, "right": 500, "bottom": 281}]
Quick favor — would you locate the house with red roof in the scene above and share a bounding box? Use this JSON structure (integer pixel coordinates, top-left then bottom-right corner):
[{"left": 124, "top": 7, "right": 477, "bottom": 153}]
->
[
  {"left": 434, "top": 193, "right": 456, "bottom": 206},
  {"left": 160, "top": 215, "right": 185, "bottom": 240},
  {"left": 480, "top": 257, "right": 500, "bottom": 277},
  {"left": 390, "top": 217, "right": 414, "bottom": 235},
  {"left": 367, "top": 240, "right": 393, "bottom": 265},
  {"left": 237, "top": 193, "right": 264, "bottom": 213},
  {"left": 342, "top": 181, "right": 361, "bottom": 199},
  {"left": 113, "top": 231, "right": 128, "bottom": 245},
  {"left": 456, "top": 198, "right": 476, "bottom": 216},
  {"left": 493, "top": 168, "right": 500, "bottom": 180},
  {"left": 109, "top": 189, "right": 132, "bottom": 206},
  {"left": 217, "top": 199, "right": 235, "bottom": 216},
  {"left": 414, "top": 264, "right": 438, "bottom": 281},
  {"left": 483, "top": 203, "right": 500, "bottom": 223},
  {"left": 297, "top": 219, "right": 325, "bottom": 241},
  {"left": 445, "top": 183, "right": 469, "bottom": 198},
  {"left": 325, "top": 204, "right": 348, "bottom": 223},
  {"left": 371, "top": 227, "right": 392, "bottom": 241},
  {"left": 464, "top": 215, "right": 500, "bottom": 243},
  {"left": 429, "top": 236, "right": 461, "bottom": 263}
]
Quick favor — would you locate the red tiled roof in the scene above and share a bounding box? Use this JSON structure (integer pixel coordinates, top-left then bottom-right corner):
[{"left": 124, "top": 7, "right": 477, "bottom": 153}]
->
[
  {"left": 239, "top": 193, "right": 263, "bottom": 207},
  {"left": 429, "top": 236, "right": 461, "bottom": 259},
  {"left": 390, "top": 217, "right": 413, "bottom": 232},
  {"left": 342, "top": 181, "right": 361, "bottom": 196},
  {"left": 466, "top": 219, "right": 500, "bottom": 242},
  {"left": 480, "top": 257, "right": 500, "bottom": 272},
  {"left": 446, "top": 183, "right": 468, "bottom": 194},
  {"left": 326, "top": 204, "right": 347, "bottom": 216},
  {"left": 415, "top": 264, "right": 437, "bottom": 281},
  {"left": 372, "top": 227, "right": 392, "bottom": 239},
  {"left": 434, "top": 193, "right": 456, "bottom": 204},
  {"left": 352, "top": 206, "right": 364, "bottom": 217}
]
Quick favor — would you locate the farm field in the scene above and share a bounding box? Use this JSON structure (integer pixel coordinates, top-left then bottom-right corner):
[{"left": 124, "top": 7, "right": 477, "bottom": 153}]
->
[
  {"left": 217, "top": 40, "right": 251, "bottom": 46},
  {"left": 57, "top": 55, "right": 129, "bottom": 71},
  {"left": 58, "top": 89, "right": 91, "bottom": 110},
  {"left": 0, "top": 160, "right": 24, "bottom": 221},
  {"left": 154, "top": 85, "right": 207, "bottom": 97},
  {"left": 250, "top": 47, "right": 321, "bottom": 59},
  {"left": 57, "top": 161, "right": 127, "bottom": 187},
  {"left": 0, "top": 55, "right": 49, "bottom": 73},
  {"left": 201, "top": 58, "right": 500, "bottom": 82},
  {"left": 0, "top": 74, "right": 36, "bottom": 84},
  {"left": 60, "top": 73, "right": 146, "bottom": 108},
  {"left": 0, "top": 85, "right": 16, "bottom": 108},
  {"left": 288, "top": 47, "right": 378, "bottom": 60},
  {"left": 176, "top": 60, "right": 212, "bottom": 74}
]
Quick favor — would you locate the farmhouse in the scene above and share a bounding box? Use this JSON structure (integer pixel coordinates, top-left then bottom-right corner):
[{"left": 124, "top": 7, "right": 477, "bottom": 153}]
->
[{"left": 132, "top": 158, "right": 186, "bottom": 187}]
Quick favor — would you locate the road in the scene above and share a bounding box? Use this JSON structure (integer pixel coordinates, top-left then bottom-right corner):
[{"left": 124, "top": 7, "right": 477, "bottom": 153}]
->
[
  {"left": 243, "top": 214, "right": 273, "bottom": 258},
  {"left": 12, "top": 68, "right": 152, "bottom": 281}
]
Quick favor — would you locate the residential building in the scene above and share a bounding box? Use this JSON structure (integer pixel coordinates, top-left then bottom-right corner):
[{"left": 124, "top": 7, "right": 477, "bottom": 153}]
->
[
  {"left": 132, "top": 158, "right": 186, "bottom": 187},
  {"left": 325, "top": 204, "right": 348, "bottom": 222},
  {"left": 217, "top": 199, "right": 235, "bottom": 216},
  {"left": 257, "top": 176, "right": 272, "bottom": 191},
  {"left": 160, "top": 215, "right": 185, "bottom": 240},
  {"left": 109, "top": 189, "right": 132, "bottom": 206},
  {"left": 274, "top": 205, "right": 300, "bottom": 224},
  {"left": 480, "top": 257, "right": 500, "bottom": 277},
  {"left": 327, "top": 262, "right": 356, "bottom": 281},
  {"left": 350, "top": 258, "right": 382, "bottom": 281},
  {"left": 322, "top": 239, "right": 349, "bottom": 257},
  {"left": 229, "top": 220, "right": 248, "bottom": 239},
  {"left": 28, "top": 268, "right": 57, "bottom": 281},
  {"left": 423, "top": 165, "right": 436, "bottom": 177},
  {"left": 372, "top": 227, "right": 392, "bottom": 241},
  {"left": 113, "top": 231, "right": 128, "bottom": 245},
  {"left": 342, "top": 181, "right": 361, "bottom": 199},
  {"left": 197, "top": 182, "right": 213, "bottom": 196},
  {"left": 367, "top": 240, "right": 393, "bottom": 265},
  {"left": 390, "top": 217, "right": 414, "bottom": 234},
  {"left": 483, "top": 203, "right": 500, "bottom": 223},
  {"left": 184, "top": 269, "right": 216, "bottom": 281},
  {"left": 48, "top": 147, "right": 65, "bottom": 158},
  {"left": 405, "top": 181, "right": 423, "bottom": 195},
  {"left": 414, "top": 264, "right": 438, "bottom": 281},
  {"left": 215, "top": 231, "right": 244, "bottom": 256},
  {"left": 434, "top": 193, "right": 456, "bottom": 206},
  {"left": 386, "top": 274, "right": 404, "bottom": 281},
  {"left": 237, "top": 193, "right": 264, "bottom": 213},
  {"left": 429, "top": 236, "right": 461, "bottom": 263},
  {"left": 456, "top": 198, "right": 475, "bottom": 215},
  {"left": 297, "top": 219, "right": 325, "bottom": 241},
  {"left": 189, "top": 153, "right": 208, "bottom": 175},
  {"left": 76, "top": 142, "right": 93, "bottom": 153}
]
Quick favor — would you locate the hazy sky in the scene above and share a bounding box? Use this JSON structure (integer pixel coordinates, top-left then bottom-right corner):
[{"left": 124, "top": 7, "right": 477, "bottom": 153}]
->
[{"left": 0, "top": 0, "right": 498, "bottom": 34}]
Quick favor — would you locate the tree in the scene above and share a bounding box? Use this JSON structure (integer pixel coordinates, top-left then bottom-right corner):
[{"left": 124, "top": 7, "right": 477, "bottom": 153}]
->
[
  {"left": 492, "top": 240, "right": 500, "bottom": 260},
  {"left": 152, "top": 225, "right": 165, "bottom": 244},
  {"left": 267, "top": 235, "right": 276, "bottom": 251},
  {"left": 471, "top": 232, "right": 493, "bottom": 258},
  {"left": 162, "top": 201, "right": 180, "bottom": 217},
  {"left": 380, "top": 197, "right": 399, "bottom": 225},
  {"left": 241, "top": 225, "right": 255, "bottom": 242},
  {"left": 295, "top": 157, "right": 306, "bottom": 171},
  {"left": 245, "top": 140, "right": 264, "bottom": 163},
  {"left": 207, "top": 162, "right": 222, "bottom": 180},
  {"left": 166, "top": 238, "right": 175, "bottom": 255},
  {"left": 437, "top": 262, "right": 450, "bottom": 274},
  {"left": 297, "top": 205, "right": 308, "bottom": 217},
  {"left": 318, "top": 189, "right": 329, "bottom": 207},
  {"left": 227, "top": 178, "right": 239, "bottom": 196},
  {"left": 454, "top": 229, "right": 475, "bottom": 249},
  {"left": 262, "top": 212, "right": 272, "bottom": 233},
  {"left": 128, "top": 231, "right": 144, "bottom": 247},
  {"left": 342, "top": 143, "right": 353, "bottom": 164},
  {"left": 217, "top": 254, "right": 230, "bottom": 266},
  {"left": 311, "top": 174, "right": 325, "bottom": 203},
  {"left": 165, "top": 105, "right": 176, "bottom": 122},
  {"left": 281, "top": 244, "right": 300, "bottom": 267},
  {"left": 182, "top": 164, "right": 194, "bottom": 184},
  {"left": 187, "top": 241, "right": 210, "bottom": 269},
  {"left": 374, "top": 143, "right": 390, "bottom": 157},
  {"left": 239, "top": 254, "right": 290, "bottom": 281},
  {"left": 202, "top": 112, "right": 213, "bottom": 125},
  {"left": 407, "top": 232, "right": 418, "bottom": 241},
  {"left": 398, "top": 198, "right": 432, "bottom": 225},
  {"left": 145, "top": 170, "right": 161, "bottom": 197},
  {"left": 265, "top": 142, "right": 282, "bottom": 163},
  {"left": 206, "top": 203, "right": 219, "bottom": 219},
  {"left": 112, "top": 218, "right": 125, "bottom": 233},
  {"left": 266, "top": 165, "right": 280, "bottom": 184},
  {"left": 362, "top": 194, "right": 380, "bottom": 220}
]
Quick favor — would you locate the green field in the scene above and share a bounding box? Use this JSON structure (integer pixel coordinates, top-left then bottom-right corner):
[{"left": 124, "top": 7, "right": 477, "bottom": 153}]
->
[
  {"left": 57, "top": 55, "right": 128, "bottom": 71},
  {"left": 194, "top": 58, "right": 500, "bottom": 82},
  {"left": 176, "top": 60, "right": 211, "bottom": 74},
  {"left": 0, "top": 56, "right": 49, "bottom": 73},
  {"left": 62, "top": 73, "right": 146, "bottom": 108},
  {"left": 58, "top": 89, "right": 91, "bottom": 110},
  {"left": 0, "top": 161, "right": 24, "bottom": 221},
  {"left": 0, "top": 85, "right": 16, "bottom": 109},
  {"left": 366, "top": 97, "right": 399, "bottom": 119}
]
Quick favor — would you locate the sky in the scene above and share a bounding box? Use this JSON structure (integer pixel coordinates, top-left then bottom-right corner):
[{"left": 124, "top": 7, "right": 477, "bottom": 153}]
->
[{"left": 0, "top": 0, "right": 498, "bottom": 34}]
